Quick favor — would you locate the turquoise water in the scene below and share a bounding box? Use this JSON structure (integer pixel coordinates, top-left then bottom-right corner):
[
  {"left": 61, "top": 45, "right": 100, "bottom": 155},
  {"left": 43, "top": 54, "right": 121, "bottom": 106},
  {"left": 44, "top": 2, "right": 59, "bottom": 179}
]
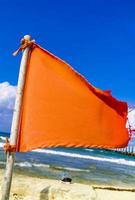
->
[{"left": 0, "top": 132, "right": 135, "bottom": 187}]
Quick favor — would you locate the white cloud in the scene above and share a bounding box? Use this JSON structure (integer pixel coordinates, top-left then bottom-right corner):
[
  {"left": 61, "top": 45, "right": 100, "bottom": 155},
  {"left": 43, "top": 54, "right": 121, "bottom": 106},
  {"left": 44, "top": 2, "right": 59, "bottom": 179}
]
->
[
  {"left": 0, "top": 82, "right": 16, "bottom": 132},
  {"left": 128, "top": 108, "right": 135, "bottom": 129},
  {"left": 127, "top": 108, "right": 135, "bottom": 146}
]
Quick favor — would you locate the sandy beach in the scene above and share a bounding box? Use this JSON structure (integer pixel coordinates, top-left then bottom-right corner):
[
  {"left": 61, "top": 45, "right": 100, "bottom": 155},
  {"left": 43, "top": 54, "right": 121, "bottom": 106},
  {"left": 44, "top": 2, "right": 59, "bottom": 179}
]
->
[{"left": 0, "top": 169, "right": 135, "bottom": 200}]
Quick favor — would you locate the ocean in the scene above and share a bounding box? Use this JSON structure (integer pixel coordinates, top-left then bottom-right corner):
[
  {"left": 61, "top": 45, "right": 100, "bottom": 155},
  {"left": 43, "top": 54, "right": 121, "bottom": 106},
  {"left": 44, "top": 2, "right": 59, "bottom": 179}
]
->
[{"left": 0, "top": 132, "right": 135, "bottom": 188}]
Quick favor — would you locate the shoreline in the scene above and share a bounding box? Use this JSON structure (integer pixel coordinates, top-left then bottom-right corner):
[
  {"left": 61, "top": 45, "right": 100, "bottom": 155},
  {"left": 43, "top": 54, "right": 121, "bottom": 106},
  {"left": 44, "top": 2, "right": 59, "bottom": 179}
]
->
[
  {"left": 0, "top": 169, "right": 135, "bottom": 200},
  {"left": 1, "top": 163, "right": 134, "bottom": 189}
]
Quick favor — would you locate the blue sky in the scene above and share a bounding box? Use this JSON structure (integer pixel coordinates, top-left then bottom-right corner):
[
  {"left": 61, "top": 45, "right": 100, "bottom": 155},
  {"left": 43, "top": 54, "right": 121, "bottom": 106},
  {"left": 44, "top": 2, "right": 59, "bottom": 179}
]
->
[
  {"left": 0, "top": 0, "right": 135, "bottom": 131},
  {"left": 0, "top": 0, "right": 135, "bottom": 103}
]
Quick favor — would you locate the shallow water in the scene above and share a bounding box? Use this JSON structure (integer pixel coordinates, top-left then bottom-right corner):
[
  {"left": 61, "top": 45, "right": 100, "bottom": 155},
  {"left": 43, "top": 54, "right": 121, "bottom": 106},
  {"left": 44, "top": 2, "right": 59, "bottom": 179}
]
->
[{"left": 0, "top": 132, "right": 135, "bottom": 187}]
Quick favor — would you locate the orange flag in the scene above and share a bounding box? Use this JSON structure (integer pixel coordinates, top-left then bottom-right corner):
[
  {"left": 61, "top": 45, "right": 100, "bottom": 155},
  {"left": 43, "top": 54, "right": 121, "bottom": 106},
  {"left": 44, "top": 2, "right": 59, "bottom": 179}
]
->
[{"left": 16, "top": 44, "right": 129, "bottom": 152}]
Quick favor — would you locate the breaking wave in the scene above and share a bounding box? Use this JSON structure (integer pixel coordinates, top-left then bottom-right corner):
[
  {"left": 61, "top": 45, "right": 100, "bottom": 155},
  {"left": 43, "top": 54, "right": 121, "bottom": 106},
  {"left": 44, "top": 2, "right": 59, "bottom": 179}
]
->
[{"left": 33, "top": 149, "right": 135, "bottom": 167}]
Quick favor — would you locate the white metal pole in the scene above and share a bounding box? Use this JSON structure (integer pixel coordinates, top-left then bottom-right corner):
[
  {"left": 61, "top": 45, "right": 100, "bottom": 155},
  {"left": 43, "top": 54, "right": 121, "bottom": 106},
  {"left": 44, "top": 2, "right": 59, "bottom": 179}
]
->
[{"left": 1, "top": 35, "right": 32, "bottom": 200}]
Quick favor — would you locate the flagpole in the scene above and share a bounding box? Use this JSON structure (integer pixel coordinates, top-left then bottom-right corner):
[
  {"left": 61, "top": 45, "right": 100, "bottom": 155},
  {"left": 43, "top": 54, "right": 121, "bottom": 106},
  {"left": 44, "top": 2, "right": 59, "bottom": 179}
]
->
[{"left": 1, "top": 35, "right": 32, "bottom": 200}]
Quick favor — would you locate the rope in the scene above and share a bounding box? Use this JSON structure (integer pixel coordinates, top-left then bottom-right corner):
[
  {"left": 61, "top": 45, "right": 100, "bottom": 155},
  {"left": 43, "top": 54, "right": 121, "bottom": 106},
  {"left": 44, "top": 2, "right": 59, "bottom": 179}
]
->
[
  {"left": 3, "top": 138, "right": 16, "bottom": 153},
  {"left": 13, "top": 38, "right": 35, "bottom": 56}
]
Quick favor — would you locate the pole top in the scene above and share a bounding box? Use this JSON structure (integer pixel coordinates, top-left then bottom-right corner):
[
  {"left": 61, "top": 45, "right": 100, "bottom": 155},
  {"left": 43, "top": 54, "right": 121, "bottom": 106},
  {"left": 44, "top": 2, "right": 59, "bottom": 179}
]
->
[
  {"left": 24, "top": 35, "right": 31, "bottom": 41},
  {"left": 13, "top": 35, "right": 35, "bottom": 56}
]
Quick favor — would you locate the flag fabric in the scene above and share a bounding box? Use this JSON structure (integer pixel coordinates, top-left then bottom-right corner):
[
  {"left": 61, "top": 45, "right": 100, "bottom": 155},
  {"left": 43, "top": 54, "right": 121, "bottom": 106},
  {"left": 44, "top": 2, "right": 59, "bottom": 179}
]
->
[{"left": 16, "top": 44, "right": 129, "bottom": 152}]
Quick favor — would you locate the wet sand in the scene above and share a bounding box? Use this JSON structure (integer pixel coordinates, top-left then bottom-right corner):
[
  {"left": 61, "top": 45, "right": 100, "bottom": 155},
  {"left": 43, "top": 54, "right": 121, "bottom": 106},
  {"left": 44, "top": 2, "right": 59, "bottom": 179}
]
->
[{"left": 0, "top": 169, "right": 135, "bottom": 200}]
